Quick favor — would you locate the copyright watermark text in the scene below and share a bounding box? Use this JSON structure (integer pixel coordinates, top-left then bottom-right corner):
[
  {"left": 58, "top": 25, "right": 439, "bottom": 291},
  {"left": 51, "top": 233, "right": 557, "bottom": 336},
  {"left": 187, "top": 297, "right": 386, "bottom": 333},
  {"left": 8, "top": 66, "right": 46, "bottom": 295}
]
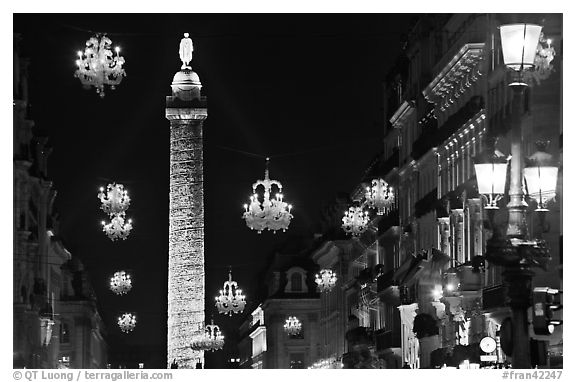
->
[{"left": 13, "top": 370, "right": 173, "bottom": 382}]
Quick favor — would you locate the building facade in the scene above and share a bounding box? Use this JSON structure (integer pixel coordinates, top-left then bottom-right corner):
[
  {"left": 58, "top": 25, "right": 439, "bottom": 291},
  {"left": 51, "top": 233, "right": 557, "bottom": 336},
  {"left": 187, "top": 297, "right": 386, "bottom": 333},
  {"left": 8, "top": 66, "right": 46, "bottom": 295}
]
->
[
  {"left": 238, "top": 251, "right": 321, "bottom": 369},
  {"left": 307, "top": 13, "right": 562, "bottom": 369},
  {"left": 14, "top": 33, "right": 108, "bottom": 369}
]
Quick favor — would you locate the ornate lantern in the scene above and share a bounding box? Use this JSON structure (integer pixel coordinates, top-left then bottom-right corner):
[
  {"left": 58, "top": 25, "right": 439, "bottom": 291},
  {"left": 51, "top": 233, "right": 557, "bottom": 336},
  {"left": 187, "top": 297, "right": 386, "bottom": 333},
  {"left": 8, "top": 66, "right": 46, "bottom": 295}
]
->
[
  {"left": 109, "top": 270, "right": 132, "bottom": 295},
  {"left": 75, "top": 34, "right": 126, "bottom": 97},
  {"left": 242, "top": 158, "right": 293, "bottom": 233},
  {"left": 102, "top": 215, "right": 133, "bottom": 241},
  {"left": 473, "top": 138, "right": 509, "bottom": 209},
  {"left": 98, "top": 183, "right": 131, "bottom": 216},
  {"left": 283, "top": 316, "right": 302, "bottom": 336},
  {"left": 191, "top": 320, "right": 225, "bottom": 352},
  {"left": 341, "top": 206, "right": 369, "bottom": 237},
  {"left": 118, "top": 313, "right": 136, "bottom": 333},
  {"left": 499, "top": 23, "right": 542, "bottom": 85},
  {"left": 215, "top": 270, "right": 246, "bottom": 315},
  {"left": 523, "top": 141, "right": 558, "bottom": 211},
  {"left": 365, "top": 178, "right": 395, "bottom": 215},
  {"left": 315, "top": 269, "right": 337, "bottom": 293}
]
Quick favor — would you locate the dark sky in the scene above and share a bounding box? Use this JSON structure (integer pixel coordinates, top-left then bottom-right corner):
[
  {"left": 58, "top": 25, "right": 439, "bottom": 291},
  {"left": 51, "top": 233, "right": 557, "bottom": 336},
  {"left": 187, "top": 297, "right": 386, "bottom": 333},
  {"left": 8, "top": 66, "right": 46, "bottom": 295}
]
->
[{"left": 14, "top": 13, "right": 417, "bottom": 368}]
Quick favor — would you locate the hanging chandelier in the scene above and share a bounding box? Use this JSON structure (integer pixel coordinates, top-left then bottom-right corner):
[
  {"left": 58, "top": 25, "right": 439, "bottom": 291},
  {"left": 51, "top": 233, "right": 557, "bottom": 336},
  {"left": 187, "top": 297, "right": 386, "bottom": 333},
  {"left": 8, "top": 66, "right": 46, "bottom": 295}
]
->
[
  {"left": 315, "top": 269, "right": 337, "bottom": 293},
  {"left": 102, "top": 215, "right": 133, "bottom": 241},
  {"left": 98, "top": 183, "right": 131, "bottom": 216},
  {"left": 283, "top": 316, "right": 302, "bottom": 336},
  {"left": 190, "top": 320, "right": 225, "bottom": 352},
  {"left": 242, "top": 158, "right": 293, "bottom": 233},
  {"left": 109, "top": 270, "right": 132, "bottom": 295},
  {"left": 117, "top": 313, "right": 136, "bottom": 333},
  {"left": 341, "top": 206, "right": 369, "bottom": 237},
  {"left": 215, "top": 270, "right": 246, "bottom": 316},
  {"left": 75, "top": 34, "right": 126, "bottom": 97},
  {"left": 365, "top": 178, "right": 395, "bottom": 215}
]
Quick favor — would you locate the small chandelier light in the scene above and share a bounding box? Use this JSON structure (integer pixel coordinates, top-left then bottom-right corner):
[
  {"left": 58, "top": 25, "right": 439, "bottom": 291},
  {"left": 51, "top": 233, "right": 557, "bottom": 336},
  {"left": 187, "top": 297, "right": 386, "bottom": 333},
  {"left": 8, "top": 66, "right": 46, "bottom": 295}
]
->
[
  {"left": 75, "top": 34, "right": 126, "bottom": 97},
  {"left": 242, "top": 158, "right": 293, "bottom": 233},
  {"left": 190, "top": 320, "right": 225, "bottom": 352},
  {"left": 341, "top": 206, "right": 369, "bottom": 237},
  {"left": 315, "top": 269, "right": 337, "bottom": 293},
  {"left": 118, "top": 313, "right": 137, "bottom": 333},
  {"left": 532, "top": 33, "right": 556, "bottom": 81},
  {"left": 283, "top": 316, "right": 302, "bottom": 336},
  {"left": 215, "top": 270, "right": 246, "bottom": 316},
  {"left": 109, "top": 270, "right": 132, "bottom": 295},
  {"left": 102, "top": 215, "right": 133, "bottom": 241},
  {"left": 523, "top": 141, "right": 558, "bottom": 211},
  {"left": 98, "top": 183, "right": 131, "bottom": 216},
  {"left": 365, "top": 178, "right": 395, "bottom": 215}
]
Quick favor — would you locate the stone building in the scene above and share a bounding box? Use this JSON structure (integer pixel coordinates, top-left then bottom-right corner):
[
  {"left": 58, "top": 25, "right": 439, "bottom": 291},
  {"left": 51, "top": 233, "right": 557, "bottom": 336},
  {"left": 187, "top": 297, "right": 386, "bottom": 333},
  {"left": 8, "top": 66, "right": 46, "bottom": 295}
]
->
[
  {"left": 238, "top": 247, "right": 321, "bottom": 369},
  {"left": 13, "top": 33, "right": 108, "bottom": 369}
]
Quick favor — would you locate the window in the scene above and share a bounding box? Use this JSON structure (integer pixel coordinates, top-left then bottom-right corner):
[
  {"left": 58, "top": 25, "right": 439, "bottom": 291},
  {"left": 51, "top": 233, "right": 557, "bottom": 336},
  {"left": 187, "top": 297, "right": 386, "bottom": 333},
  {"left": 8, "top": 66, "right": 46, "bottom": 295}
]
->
[
  {"left": 284, "top": 267, "right": 308, "bottom": 293},
  {"left": 289, "top": 353, "right": 305, "bottom": 369},
  {"left": 60, "top": 322, "right": 70, "bottom": 344},
  {"left": 290, "top": 273, "right": 302, "bottom": 292}
]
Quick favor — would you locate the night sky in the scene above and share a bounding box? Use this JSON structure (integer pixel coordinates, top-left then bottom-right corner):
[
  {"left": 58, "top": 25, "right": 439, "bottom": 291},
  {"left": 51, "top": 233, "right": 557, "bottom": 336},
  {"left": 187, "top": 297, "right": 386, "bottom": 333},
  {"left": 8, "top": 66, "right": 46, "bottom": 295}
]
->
[{"left": 14, "top": 13, "right": 417, "bottom": 368}]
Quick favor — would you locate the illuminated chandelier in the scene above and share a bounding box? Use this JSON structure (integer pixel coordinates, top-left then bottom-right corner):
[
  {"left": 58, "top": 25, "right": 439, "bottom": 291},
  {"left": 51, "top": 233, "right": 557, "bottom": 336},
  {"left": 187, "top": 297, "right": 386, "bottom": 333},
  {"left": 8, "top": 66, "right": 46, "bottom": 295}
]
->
[
  {"left": 102, "top": 214, "right": 133, "bottom": 241},
  {"left": 365, "top": 178, "right": 395, "bottom": 215},
  {"left": 98, "top": 183, "right": 131, "bottom": 216},
  {"left": 117, "top": 313, "right": 136, "bottom": 333},
  {"left": 190, "top": 320, "right": 225, "bottom": 352},
  {"left": 530, "top": 33, "right": 556, "bottom": 83},
  {"left": 242, "top": 158, "right": 293, "bottom": 233},
  {"left": 341, "top": 206, "right": 369, "bottom": 237},
  {"left": 215, "top": 270, "right": 246, "bottom": 316},
  {"left": 283, "top": 316, "right": 302, "bottom": 336},
  {"left": 315, "top": 269, "right": 337, "bottom": 293},
  {"left": 75, "top": 34, "right": 126, "bottom": 97},
  {"left": 109, "top": 270, "right": 132, "bottom": 295}
]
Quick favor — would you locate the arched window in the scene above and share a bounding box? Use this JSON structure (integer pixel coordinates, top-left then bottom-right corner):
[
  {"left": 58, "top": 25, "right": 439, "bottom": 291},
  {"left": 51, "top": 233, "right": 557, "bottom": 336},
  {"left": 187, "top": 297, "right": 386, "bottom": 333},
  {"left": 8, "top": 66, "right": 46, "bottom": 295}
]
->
[
  {"left": 284, "top": 267, "right": 308, "bottom": 293},
  {"left": 290, "top": 273, "right": 302, "bottom": 292}
]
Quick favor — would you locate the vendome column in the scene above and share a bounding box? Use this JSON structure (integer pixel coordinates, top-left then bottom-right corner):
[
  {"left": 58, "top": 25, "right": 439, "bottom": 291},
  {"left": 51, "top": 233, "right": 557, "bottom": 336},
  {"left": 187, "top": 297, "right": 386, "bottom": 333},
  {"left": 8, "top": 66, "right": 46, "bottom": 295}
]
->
[{"left": 165, "top": 39, "right": 207, "bottom": 368}]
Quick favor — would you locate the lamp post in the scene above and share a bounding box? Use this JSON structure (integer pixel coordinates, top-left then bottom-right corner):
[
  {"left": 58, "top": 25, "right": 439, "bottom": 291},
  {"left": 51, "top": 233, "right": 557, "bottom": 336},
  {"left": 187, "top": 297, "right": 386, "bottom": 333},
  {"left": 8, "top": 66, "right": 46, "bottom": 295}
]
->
[{"left": 473, "top": 23, "right": 558, "bottom": 368}]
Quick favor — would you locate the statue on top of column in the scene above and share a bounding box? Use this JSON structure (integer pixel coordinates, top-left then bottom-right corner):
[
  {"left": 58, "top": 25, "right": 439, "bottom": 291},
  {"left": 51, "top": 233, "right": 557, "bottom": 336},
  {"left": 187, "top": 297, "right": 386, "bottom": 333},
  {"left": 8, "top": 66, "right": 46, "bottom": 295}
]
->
[{"left": 179, "top": 33, "right": 194, "bottom": 70}]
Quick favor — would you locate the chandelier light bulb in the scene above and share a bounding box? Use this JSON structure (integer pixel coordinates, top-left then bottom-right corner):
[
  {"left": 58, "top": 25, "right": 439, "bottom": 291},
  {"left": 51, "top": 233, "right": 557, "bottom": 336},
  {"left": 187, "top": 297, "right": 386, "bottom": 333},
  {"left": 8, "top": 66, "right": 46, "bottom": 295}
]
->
[
  {"left": 74, "top": 34, "right": 126, "bottom": 97},
  {"left": 365, "top": 178, "right": 395, "bottom": 215},
  {"left": 102, "top": 214, "right": 133, "bottom": 241},
  {"left": 98, "top": 183, "right": 131, "bottom": 217},
  {"left": 110, "top": 270, "right": 133, "bottom": 295},
  {"left": 117, "top": 313, "right": 137, "bottom": 333},
  {"left": 190, "top": 320, "right": 225, "bottom": 352},
  {"left": 315, "top": 269, "right": 337, "bottom": 293},
  {"left": 215, "top": 271, "right": 246, "bottom": 316},
  {"left": 341, "top": 206, "right": 370, "bottom": 237},
  {"left": 283, "top": 316, "right": 302, "bottom": 336},
  {"left": 242, "top": 160, "right": 293, "bottom": 233}
]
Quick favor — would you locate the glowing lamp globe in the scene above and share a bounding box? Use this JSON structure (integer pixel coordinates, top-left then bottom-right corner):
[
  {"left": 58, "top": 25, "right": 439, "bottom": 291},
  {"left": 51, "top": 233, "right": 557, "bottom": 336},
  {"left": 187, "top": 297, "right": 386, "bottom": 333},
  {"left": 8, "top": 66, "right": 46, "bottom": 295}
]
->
[
  {"left": 523, "top": 142, "right": 558, "bottom": 211},
  {"left": 473, "top": 143, "right": 508, "bottom": 209},
  {"left": 499, "top": 24, "right": 542, "bottom": 71}
]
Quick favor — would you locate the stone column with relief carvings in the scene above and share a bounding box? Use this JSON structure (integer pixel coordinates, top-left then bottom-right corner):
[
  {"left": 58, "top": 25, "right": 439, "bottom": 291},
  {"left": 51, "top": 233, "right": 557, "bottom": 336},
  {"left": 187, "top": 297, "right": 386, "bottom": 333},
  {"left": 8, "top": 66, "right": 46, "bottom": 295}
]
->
[{"left": 166, "top": 65, "right": 208, "bottom": 368}]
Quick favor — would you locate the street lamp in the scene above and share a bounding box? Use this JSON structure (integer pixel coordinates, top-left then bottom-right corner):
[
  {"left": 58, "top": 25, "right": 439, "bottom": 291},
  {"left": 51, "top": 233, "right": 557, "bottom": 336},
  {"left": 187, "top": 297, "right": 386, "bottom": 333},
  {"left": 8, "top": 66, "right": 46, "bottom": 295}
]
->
[{"left": 473, "top": 22, "right": 559, "bottom": 369}]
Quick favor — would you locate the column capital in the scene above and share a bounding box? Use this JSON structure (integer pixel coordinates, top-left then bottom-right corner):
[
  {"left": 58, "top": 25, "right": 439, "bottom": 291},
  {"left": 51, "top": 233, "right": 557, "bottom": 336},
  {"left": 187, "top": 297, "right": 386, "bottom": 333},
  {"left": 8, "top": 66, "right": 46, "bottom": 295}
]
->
[{"left": 165, "top": 107, "right": 207, "bottom": 121}]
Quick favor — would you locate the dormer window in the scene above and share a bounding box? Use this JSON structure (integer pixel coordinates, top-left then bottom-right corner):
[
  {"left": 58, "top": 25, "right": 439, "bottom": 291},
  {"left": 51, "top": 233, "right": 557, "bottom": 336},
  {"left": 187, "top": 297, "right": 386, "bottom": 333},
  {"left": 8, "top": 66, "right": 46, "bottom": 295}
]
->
[
  {"left": 284, "top": 267, "right": 308, "bottom": 293},
  {"left": 290, "top": 273, "right": 302, "bottom": 292}
]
